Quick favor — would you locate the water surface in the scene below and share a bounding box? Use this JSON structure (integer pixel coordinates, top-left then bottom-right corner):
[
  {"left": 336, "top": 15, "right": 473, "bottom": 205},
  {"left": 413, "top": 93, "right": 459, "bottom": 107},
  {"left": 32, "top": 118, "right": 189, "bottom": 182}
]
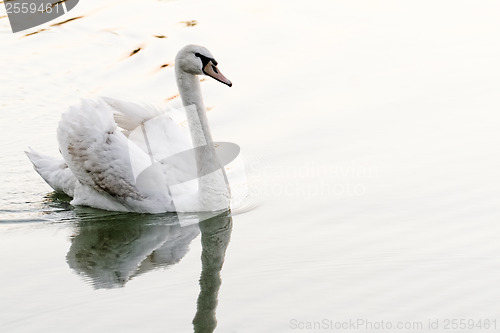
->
[{"left": 1, "top": 0, "right": 500, "bottom": 332}]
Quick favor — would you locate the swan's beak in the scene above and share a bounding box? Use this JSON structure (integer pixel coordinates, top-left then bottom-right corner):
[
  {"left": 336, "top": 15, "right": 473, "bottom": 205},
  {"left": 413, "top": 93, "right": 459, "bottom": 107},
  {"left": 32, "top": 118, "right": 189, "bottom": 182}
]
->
[{"left": 203, "top": 61, "right": 232, "bottom": 87}]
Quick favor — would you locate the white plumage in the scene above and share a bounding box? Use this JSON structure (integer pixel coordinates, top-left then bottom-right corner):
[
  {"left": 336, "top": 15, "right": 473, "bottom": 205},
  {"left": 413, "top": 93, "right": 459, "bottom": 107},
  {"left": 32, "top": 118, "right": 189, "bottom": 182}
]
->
[{"left": 27, "top": 45, "right": 238, "bottom": 213}]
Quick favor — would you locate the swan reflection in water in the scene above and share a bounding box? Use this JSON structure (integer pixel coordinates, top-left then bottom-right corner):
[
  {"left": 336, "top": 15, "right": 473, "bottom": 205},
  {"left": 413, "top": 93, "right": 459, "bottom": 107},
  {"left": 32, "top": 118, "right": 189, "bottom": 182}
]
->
[{"left": 66, "top": 208, "right": 233, "bottom": 332}]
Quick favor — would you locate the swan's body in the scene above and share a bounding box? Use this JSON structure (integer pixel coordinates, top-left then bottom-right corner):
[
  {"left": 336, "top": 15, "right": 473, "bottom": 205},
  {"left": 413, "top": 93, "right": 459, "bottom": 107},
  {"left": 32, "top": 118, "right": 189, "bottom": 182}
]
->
[{"left": 27, "top": 45, "right": 233, "bottom": 213}]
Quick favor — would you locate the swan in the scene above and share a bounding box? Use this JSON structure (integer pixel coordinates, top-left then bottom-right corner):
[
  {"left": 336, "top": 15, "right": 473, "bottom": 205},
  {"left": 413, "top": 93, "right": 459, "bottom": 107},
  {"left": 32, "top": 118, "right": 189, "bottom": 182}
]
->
[{"left": 26, "top": 45, "right": 234, "bottom": 213}]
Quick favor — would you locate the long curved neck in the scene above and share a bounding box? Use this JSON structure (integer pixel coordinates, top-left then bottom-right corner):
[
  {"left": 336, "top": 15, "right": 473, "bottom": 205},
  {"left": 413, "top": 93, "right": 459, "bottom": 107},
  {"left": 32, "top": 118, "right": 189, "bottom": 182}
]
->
[
  {"left": 176, "top": 69, "right": 230, "bottom": 211},
  {"left": 176, "top": 70, "right": 214, "bottom": 147}
]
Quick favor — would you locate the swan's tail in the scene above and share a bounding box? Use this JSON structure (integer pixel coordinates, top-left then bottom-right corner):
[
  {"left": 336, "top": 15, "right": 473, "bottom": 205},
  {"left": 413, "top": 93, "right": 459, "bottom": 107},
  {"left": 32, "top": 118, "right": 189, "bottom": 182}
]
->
[{"left": 25, "top": 148, "right": 77, "bottom": 197}]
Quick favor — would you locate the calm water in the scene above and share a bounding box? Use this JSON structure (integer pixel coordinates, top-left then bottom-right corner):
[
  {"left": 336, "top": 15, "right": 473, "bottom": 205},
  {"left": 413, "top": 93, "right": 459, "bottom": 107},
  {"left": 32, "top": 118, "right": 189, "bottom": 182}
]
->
[{"left": 1, "top": 0, "right": 500, "bottom": 332}]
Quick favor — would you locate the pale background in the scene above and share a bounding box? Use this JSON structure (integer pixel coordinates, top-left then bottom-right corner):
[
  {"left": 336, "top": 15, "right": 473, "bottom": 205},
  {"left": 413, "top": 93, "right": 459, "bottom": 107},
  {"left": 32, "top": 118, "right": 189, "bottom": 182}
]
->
[{"left": 1, "top": 1, "right": 499, "bottom": 332}]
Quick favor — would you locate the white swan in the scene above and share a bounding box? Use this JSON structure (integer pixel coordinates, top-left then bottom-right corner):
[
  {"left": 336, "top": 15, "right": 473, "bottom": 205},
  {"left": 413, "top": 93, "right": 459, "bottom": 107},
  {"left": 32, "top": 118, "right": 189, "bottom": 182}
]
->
[{"left": 27, "top": 45, "right": 234, "bottom": 213}]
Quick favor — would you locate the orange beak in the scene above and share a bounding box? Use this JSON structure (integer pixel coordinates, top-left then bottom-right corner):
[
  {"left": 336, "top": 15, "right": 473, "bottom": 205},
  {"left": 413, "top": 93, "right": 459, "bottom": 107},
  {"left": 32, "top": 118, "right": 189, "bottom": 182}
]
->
[{"left": 203, "top": 61, "right": 232, "bottom": 87}]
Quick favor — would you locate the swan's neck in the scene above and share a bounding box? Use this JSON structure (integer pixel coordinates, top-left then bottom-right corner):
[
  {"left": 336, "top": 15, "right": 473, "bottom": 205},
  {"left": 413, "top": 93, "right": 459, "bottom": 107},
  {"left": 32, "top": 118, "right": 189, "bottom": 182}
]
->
[
  {"left": 176, "top": 70, "right": 230, "bottom": 210},
  {"left": 176, "top": 71, "right": 214, "bottom": 146}
]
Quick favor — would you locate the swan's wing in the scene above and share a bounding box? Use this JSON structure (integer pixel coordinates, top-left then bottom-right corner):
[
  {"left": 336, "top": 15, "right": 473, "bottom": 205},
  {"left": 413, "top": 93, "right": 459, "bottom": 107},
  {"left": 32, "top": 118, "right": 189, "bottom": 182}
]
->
[
  {"left": 101, "top": 97, "right": 165, "bottom": 137},
  {"left": 102, "top": 96, "right": 193, "bottom": 168},
  {"left": 25, "top": 148, "right": 77, "bottom": 197},
  {"left": 57, "top": 99, "right": 173, "bottom": 213}
]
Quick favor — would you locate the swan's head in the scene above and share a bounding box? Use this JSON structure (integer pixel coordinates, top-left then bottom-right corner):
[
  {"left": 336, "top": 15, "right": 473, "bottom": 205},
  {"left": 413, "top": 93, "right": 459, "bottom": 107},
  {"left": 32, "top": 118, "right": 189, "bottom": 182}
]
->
[{"left": 175, "top": 45, "right": 232, "bottom": 87}]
